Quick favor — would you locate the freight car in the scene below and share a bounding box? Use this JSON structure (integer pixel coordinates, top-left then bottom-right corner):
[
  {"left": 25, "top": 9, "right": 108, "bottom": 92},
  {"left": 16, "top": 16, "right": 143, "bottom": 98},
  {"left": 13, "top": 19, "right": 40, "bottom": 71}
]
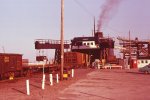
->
[
  {"left": 63, "top": 52, "right": 89, "bottom": 69},
  {"left": 32, "top": 52, "right": 90, "bottom": 74},
  {"left": 0, "top": 53, "right": 22, "bottom": 80}
]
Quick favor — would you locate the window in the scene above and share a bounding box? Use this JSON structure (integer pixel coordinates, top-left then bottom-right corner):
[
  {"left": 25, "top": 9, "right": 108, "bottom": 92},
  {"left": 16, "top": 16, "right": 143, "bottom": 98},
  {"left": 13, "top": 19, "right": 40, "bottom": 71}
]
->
[
  {"left": 91, "top": 42, "right": 93, "bottom": 45},
  {"left": 87, "top": 43, "right": 89, "bottom": 45},
  {"left": 83, "top": 43, "right": 86, "bottom": 45},
  {"left": 141, "top": 60, "right": 144, "bottom": 63},
  {"left": 145, "top": 60, "right": 148, "bottom": 63}
]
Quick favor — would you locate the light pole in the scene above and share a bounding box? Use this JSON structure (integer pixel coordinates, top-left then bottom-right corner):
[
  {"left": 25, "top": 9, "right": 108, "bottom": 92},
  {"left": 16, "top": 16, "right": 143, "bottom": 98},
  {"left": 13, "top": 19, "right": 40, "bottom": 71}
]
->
[
  {"left": 129, "top": 30, "right": 131, "bottom": 69},
  {"left": 43, "top": 59, "right": 46, "bottom": 75},
  {"left": 43, "top": 58, "right": 47, "bottom": 75},
  {"left": 60, "top": 0, "right": 64, "bottom": 80},
  {"left": 42, "top": 59, "right": 46, "bottom": 90}
]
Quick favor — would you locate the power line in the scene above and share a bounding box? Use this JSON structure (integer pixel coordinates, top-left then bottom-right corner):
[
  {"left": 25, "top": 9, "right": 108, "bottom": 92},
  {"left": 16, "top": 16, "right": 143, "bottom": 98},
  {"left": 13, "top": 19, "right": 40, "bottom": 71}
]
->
[
  {"left": 106, "top": 25, "right": 124, "bottom": 35},
  {"left": 73, "top": 0, "right": 124, "bottom": 36},
  {"left": 73, "top": 0, "right": 94, "bottom": 17}
]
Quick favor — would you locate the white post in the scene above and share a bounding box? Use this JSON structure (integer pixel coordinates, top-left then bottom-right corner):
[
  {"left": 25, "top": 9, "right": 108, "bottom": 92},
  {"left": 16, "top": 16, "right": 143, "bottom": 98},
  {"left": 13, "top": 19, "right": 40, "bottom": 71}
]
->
[
  {"left": 26, "top": 80, "right": 30, "bottom": 95},
  {"left": 56, "top": 74, "right": 59, "bottom": 83},
  {"left": 49, "top": 74, "right": 53, "bottom": 86},
  {"left": 121, "top": 66, "right": 123, "bottom": 69},
  {"left": 72, "top": 69, "right": 74, "bottom": 78},
  {"left": 110, "top": 64, "right": 112, "bottom": 69},
  {"left": 42, "top": 74, "right": 45, "bottom": 90}
]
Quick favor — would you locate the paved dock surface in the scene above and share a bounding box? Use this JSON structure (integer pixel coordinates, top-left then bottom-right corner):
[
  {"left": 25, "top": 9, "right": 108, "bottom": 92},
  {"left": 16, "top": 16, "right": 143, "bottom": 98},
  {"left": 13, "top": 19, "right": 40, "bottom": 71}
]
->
[
  {"left": 0, "top": 69, "right": 150, "bottom": 100},
  {"left": 58, "top": 69, "right": 150, "bottom": 100}
]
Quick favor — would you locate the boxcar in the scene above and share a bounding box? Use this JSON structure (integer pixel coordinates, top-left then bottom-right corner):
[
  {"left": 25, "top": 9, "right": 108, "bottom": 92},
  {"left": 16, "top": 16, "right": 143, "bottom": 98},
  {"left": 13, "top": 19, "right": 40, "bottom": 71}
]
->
[
  {"left": 0, "top": 53, "right": 22, "bottom": 79},
  {"left": 64, "top": 52, "right": 89, "bottom": 68}
]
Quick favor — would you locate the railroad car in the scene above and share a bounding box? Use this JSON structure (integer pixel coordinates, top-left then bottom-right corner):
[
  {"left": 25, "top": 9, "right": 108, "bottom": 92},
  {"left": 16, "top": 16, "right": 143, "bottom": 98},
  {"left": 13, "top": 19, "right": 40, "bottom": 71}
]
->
[
  {"left": 0, "top": 53, "right": 22, "bottom": 79},
  {"left": 64, "top": 52, "right": 89, "bottom": 68}
]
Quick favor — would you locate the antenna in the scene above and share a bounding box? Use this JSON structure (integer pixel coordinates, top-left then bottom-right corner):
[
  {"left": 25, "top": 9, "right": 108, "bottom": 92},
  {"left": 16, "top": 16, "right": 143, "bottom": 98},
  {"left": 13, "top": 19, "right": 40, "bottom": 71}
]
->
[
  {"left": 2, "top": 46, "right": 5, "bottom": 53},
  {"left": 94, "top": 16, "right": 96, "bottom": 36}
]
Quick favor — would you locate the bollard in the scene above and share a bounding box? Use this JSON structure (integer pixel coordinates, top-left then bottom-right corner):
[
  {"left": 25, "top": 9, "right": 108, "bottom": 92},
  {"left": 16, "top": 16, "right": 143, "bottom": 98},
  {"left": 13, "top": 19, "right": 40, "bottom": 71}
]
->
[
  {"left": 49, "top": 74, "right": 53, "bottom": 86},
  {"left": 71, "top": 69, "right": 74, "bottom": 78},
  {"left": 109, "top": 64, "right": 112, "bottom": 69},
  {"left": 26, "top": 80, "right": 30, "bottom": 95},
  {"left": 56, "top": 74, "right": 59, "bottom": 83},
  {"left": 42, "top": 74, "right": 45, "bottom": 90}
]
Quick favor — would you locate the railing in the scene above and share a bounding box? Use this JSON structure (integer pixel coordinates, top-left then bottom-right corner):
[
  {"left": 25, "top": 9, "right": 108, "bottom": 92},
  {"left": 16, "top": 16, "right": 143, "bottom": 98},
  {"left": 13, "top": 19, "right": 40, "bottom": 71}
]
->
[{"left": 35, "top": 39, "right": 70, "bottom": 44}]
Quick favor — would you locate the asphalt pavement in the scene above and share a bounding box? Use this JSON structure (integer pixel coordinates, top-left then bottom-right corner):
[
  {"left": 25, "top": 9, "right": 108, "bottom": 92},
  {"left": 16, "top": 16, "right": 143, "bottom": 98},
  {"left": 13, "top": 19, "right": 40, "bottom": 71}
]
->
[
  {"left": 1, "top": 69, "right": 150, "bottom": 100},
  {"left": 58, "top": 69, "right": 150, "bottom": 100}
]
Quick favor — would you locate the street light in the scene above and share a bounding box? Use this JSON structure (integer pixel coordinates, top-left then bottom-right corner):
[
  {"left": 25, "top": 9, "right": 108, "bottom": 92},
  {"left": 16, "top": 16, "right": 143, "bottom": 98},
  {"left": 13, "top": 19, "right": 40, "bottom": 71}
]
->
[
  {"left": 43, "top": 59, "right": 47, "bottom": 75},
  {"left": 42, "top": 59, "right": 47, "bottom": 90}
]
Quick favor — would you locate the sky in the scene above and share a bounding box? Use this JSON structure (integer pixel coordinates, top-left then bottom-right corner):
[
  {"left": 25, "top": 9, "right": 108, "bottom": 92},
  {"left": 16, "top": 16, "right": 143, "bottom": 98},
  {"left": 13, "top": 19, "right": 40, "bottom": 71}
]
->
[{"left": 0, "top": 0, "right": 150, "bottom": 62}]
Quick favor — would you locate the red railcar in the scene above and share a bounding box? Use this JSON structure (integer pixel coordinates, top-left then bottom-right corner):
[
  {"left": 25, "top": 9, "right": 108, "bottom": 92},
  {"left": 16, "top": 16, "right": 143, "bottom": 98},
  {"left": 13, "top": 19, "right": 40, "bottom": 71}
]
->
[
  {"left": 0, "top": 53, "right": 22, "bottom": 79},
  {"left": 64, "top": 52, "right": 89, "bottom": 68}
]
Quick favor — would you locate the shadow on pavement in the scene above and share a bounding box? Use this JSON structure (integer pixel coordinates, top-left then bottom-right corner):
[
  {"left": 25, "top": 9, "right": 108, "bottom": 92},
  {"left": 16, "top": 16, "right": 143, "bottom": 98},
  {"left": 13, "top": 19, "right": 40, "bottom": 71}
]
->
[
  {"left": 11, "top": 88, "right": 26, "bottom": 95},
  {"left": 126, "top": 71, "right": 149, "bottom": 75},
  {"left": 79, "top": 91, "right": 114, "bottom": 100},
  {"left": 30, "top": 83, "right": 41, "bottom": 89}
]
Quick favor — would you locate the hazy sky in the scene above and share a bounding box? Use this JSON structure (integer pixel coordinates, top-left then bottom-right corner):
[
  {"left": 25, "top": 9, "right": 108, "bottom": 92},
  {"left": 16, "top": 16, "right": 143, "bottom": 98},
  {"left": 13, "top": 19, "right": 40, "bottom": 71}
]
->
[{"left": 0, "top": 0, "right": 150, "bottom": 61}]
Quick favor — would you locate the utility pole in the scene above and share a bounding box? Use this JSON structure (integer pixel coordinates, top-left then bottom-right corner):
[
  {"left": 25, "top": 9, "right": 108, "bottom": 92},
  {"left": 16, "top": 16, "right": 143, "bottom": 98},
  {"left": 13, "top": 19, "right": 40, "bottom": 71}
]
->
[
  {"left": 129, "top": 30, "right": 131, "bottom": 68},
  {"left": 60, "top": 0, "right": 64, "bottom": 80},
  {"left": 129, "top": 30, "right": 131, "bottom": 57}
]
